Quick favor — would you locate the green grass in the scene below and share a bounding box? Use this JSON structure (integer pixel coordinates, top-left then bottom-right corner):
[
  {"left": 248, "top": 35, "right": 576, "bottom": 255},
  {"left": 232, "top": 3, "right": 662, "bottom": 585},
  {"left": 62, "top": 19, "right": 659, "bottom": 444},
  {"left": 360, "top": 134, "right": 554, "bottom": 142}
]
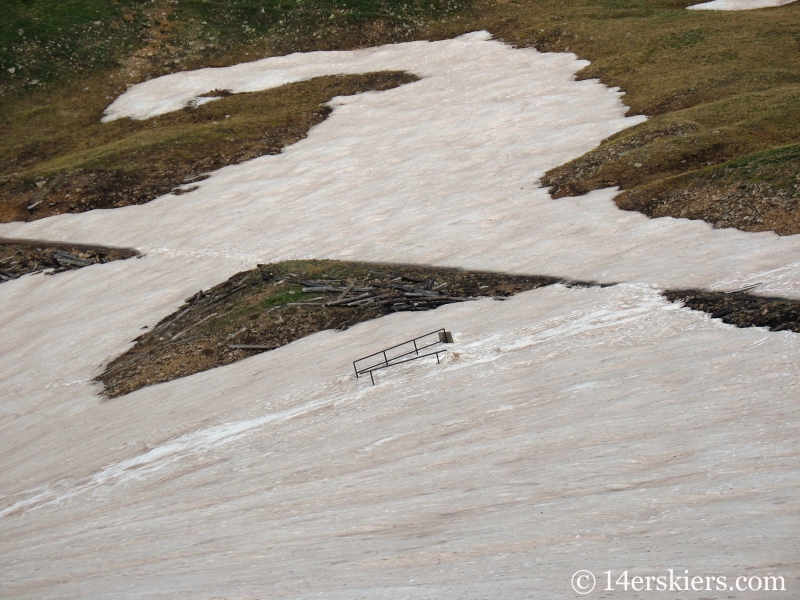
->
[
  {"left": 0, "top": 0, "right": 146, "bottom": 93},
  {"left": 259, "top": 286, "right": 303, "bottom": 309},
  {"left": 721, "top": 143, "right": 800, "bottom": 188},
  {"left": 0, "top": 0, "right": 469, "bottom": 95},
  {"left": 177, "top": 0, "right": 466, "bottom": 35}
]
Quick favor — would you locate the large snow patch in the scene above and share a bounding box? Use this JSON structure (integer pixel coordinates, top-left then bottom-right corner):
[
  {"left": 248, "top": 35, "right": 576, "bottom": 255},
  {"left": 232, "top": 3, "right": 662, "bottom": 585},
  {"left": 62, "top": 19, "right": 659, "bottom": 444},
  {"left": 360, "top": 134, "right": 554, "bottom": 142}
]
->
[{"left": 2, "top": 285, "right": 799, "bottom": 598}]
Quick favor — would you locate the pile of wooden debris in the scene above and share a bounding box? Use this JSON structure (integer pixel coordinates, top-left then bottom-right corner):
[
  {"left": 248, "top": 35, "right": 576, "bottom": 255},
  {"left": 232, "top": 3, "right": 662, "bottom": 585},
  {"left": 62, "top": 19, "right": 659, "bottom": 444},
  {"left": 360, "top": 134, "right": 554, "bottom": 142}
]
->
[
  {"left": 288, "top": 274, "right": 495, "bottom": 311},
  {"left": 0, "top": 237, "right": 138, "bottom": 283}
]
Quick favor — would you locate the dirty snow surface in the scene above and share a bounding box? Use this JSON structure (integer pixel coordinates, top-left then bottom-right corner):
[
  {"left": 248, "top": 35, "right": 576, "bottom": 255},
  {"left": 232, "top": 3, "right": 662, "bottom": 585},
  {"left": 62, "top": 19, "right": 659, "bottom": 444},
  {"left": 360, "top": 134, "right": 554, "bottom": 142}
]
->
[
  {"left": 687, "top": 0, "right": 796, "bottom": 10},
  {"left": 0, "top": 32, "right": 798, "bottom": 598}
]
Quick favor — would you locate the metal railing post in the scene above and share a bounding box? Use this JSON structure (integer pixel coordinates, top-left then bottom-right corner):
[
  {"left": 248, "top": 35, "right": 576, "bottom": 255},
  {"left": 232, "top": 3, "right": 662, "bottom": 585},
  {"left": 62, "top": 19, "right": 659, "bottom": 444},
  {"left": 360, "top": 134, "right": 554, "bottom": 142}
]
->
[{"left": 354, "top": 329, "right": 450, "bottom": 385}]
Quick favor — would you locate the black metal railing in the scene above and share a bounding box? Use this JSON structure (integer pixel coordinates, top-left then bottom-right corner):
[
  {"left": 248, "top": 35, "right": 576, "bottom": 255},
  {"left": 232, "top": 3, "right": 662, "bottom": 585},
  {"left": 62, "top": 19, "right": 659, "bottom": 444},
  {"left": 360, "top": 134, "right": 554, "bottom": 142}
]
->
[{"left": 353, "top": 328, "right": 451, "bottom": 385}]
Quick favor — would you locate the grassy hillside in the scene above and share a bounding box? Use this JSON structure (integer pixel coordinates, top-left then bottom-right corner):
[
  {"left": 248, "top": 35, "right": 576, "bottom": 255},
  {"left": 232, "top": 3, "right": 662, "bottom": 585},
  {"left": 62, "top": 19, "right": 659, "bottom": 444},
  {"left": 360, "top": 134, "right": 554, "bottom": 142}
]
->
[
  {"left": 1, "top": 0, "right": 798, "bottom": 233},
  {"left": 0, "top": 71, "right": 417, "bottom": 222}
]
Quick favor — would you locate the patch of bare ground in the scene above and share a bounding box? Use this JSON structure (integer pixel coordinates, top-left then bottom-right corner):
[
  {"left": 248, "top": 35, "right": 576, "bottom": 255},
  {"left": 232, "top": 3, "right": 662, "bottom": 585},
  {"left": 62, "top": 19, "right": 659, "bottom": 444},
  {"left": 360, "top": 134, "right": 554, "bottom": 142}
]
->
[
  {"left": 665, "top": 289, "right": 800, "bottom": 334},
  {"left": 0, "top": 71, "right": 418, "bottom": 223},
  {"left": 0, "top": 237, "right": 138, "bottom": 284},
  {"left": 97, "top": 260, "right": 601, "bottom": 398},
  {"left": 616, "top": 143, "right": 800, "bottom": 234}
]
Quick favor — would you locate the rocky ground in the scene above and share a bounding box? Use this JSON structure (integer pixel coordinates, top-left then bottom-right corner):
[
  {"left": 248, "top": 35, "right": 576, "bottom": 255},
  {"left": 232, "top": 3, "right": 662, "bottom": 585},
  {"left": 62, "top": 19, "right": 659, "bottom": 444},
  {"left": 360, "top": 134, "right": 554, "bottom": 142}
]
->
[
  {"left": 0, "top": 237, "right": 137, "bottom": 283},
  {"left": 666, "top": 288, "right": 800, "bottom": 334},
  {"left": 616, "top": 144, "right": 800, "bottom": 235}
]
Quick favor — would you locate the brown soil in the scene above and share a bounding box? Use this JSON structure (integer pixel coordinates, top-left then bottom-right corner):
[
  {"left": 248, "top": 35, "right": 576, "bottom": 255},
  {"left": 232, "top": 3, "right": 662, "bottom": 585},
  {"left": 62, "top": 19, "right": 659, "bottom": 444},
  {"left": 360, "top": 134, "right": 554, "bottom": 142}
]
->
[
  {"left": 665, "top": 289, "right": 800, "bottom": 334},
  {"left": 0, "top": 237, "right": 138, "bottom": 284},
  {"left": 97, "top": 260, "right": 599, "bottom": 398}
]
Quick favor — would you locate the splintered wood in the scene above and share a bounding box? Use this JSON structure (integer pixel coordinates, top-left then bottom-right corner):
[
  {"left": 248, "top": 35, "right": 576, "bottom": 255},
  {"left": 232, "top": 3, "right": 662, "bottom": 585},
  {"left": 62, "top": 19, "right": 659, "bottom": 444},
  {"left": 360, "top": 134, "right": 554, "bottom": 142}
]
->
[{"left": 0, "top": 237, "right": 138, "bottom": 283}]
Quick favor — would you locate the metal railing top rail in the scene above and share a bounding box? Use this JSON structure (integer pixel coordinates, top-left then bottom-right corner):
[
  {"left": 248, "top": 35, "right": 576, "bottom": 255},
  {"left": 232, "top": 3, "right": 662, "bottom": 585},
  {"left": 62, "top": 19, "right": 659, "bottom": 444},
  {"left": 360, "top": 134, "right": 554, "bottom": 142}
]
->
[
  {"left": 353, "top": 328, "right": 445, "bottom": 373},
  {"left": 353, "top": 329, "right": 448, "bottom": 384}
]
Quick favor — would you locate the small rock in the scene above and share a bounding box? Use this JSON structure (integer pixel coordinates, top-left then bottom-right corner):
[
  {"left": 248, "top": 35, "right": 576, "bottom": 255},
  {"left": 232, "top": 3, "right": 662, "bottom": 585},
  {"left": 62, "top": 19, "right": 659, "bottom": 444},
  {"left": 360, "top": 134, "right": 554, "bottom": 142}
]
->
[{"left": 35, "top": 180, "right": 46, "bottom": 188}]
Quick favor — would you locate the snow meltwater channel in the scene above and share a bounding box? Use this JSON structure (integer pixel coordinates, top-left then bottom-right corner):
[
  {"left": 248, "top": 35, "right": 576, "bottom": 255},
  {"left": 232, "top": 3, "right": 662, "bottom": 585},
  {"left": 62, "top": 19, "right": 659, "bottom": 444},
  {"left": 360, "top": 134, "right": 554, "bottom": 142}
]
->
[{"left": 0, "top": 32, "right": 798, "bottom": 598}]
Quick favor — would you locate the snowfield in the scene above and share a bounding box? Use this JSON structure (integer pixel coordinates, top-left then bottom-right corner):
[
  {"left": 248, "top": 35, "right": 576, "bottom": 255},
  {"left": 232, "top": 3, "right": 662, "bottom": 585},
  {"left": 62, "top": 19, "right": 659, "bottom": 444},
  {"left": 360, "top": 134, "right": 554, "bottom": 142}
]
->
[
  {"left": 0, "top": 32, "right": 798, "bottom": 598},
  {"left": 688, "top": 0, "right": 797, "bottom": 11}
]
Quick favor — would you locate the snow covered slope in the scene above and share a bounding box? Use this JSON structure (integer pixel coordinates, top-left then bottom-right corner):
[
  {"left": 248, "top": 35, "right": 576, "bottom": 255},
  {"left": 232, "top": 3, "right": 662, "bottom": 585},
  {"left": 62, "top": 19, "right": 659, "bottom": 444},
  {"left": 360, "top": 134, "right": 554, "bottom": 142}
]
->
[
  {"left": 0, "top": 32, "right": 798, "bottom": 598},
  {"left": 2, "top": 286, "right": 799, "bottom": 598},
  {"left": 688, "top": 0, "right": 796, "bottom": 10}
]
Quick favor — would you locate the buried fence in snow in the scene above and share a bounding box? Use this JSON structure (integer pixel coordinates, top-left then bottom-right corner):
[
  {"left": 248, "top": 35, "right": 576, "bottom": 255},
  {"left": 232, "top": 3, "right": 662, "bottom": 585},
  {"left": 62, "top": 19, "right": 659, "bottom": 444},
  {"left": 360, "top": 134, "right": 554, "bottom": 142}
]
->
[{"left": 353, "top": 328, "right": 454, "bottom": 385}]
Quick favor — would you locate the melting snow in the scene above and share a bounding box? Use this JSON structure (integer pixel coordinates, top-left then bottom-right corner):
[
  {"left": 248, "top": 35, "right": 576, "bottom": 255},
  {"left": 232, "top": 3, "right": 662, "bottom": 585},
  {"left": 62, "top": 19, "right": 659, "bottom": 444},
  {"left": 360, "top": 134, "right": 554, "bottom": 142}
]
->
[
  {"left": 0, "top": 32, "right": 798, "bottom": 598},
  {"left": 688, "top": 0, "right": 796, "bottom": 10}
]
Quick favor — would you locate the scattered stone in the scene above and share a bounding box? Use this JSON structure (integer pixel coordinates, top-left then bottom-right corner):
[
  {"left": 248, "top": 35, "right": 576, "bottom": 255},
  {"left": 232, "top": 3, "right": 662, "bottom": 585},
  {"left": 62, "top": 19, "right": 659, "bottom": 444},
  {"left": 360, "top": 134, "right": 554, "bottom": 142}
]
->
[{"left": 665, "top": 289, "right": 800, "bottom": 334}]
